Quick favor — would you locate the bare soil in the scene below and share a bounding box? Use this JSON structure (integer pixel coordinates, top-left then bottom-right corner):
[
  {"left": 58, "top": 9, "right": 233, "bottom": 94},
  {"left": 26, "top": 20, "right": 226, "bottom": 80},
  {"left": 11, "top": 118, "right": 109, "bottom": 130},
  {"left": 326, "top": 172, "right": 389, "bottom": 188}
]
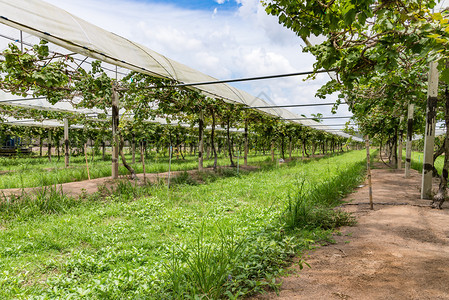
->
[{"left": 253, "top": 163, "right": 449, "bottom": 300}]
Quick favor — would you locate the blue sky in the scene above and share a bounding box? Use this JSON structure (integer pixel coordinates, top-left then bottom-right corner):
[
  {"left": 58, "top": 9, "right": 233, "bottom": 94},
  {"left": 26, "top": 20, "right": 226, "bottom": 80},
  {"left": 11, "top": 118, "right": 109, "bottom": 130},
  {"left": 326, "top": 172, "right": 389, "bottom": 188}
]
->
[{"left": 143, "top": 0, "right": 241, "bottom": 11}]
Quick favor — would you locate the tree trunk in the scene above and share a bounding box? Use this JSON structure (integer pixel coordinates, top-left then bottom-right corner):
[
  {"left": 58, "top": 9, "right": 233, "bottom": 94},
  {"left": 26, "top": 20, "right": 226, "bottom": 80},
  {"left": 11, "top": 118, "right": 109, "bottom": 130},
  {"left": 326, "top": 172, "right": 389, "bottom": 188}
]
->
[
  {"left": 398, "top": 117, "right": 404, "bottom": 170},
  {"left": 281, "top": 136, "right": 285, "bottom": 159},
  {"left": 432, "top": 84, "right": 449, "bottom": 209},
  {"left": 141, "top": 141, "right": 146, "bottom": 184},
  {"left": 39, "top": 135, "right": 42, "bottom": 157},
  {"left": 303, "top": 138, "right": 309, "bottom": 157},
  {"left": 227, "top": 116, "right": 235, "bottom": 167},
  {"left": 393, "top": 126, "right": 398, "bottom": 168},
  {"left": 91, "top": 139, "right": 94, "bottom": 162},
  {"left": 119, "top": 135, "right": 137, "bottom": 180},
  {"left": 206, "top": 142, "right": 210, "bottom": 160},
  {"left": 64, "top": 118, "right": 69, "bottom": 167},
  {"left": 198, "top": 111, "right": 205, "bottom": 171},
  {"left": 244, "top": 119, "right": 248, "bottom": 166},
  {"left": 289, "top": 136, "right": 292, "bottom": 160},
  {"left": 111, "top": 84, "right": 120, "bottom": 179},
  {"left": 405, "top": 103, "right": 415, "bottom": 178},
  {"left": 211, "top": 108, "right": 218, "bottom": 170},
  {"left": 48, "top": 131, "right": 52, "bottom": 162},
  {"left": 132, "top": 135, "right": 136, "bottom": 164},
  {"left": 102, "top": 141, "right": 106, "bottom": 161},
  {"left": 57, "top": 140, "right": 60, "bottom": 161}
]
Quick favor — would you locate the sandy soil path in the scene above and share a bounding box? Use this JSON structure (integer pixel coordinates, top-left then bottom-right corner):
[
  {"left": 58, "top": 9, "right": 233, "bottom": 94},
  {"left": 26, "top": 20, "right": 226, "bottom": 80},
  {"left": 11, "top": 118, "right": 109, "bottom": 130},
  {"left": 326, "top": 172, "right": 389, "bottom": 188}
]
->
[{"left": 253, "top": 164, "right": 449, "bottom": 300}]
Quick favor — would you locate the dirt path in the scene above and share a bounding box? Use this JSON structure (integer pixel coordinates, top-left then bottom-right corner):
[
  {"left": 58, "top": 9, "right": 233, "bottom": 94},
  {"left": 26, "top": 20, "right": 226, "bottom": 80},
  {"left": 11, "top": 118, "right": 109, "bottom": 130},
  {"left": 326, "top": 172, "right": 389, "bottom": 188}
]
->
[
  {"left": 253, "top": 164, "right": 449, "bottom": 300},
  {"left": 0, "top": 165, "right": 257, "bottom": 198}
]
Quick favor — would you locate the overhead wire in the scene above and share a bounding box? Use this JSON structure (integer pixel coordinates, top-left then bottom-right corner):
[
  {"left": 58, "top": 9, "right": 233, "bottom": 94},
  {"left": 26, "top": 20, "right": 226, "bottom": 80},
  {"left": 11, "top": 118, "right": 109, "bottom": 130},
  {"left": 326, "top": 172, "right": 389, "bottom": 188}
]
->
[
  {"left": 167, "top": 69, "right": 336, "bottom": 87},
  {"left": 0, "top": 29, "right": 360, "bottom": 139},
  {"left": 243, "top": 102, "right": 347, "bottom": 109}
]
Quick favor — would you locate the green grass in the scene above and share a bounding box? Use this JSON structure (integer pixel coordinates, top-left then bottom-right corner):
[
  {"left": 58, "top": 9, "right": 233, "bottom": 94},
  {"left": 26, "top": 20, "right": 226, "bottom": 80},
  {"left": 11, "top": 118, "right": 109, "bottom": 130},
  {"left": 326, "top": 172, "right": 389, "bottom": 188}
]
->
[
  {"left": 0, "top": 151, "right": 274, "bottom": 189},
  {"left": 403, "top": 151, "right": 444, "bottom": 174},
  {"left": 0, "top": 150, "right": 367, "bottom": 299}
]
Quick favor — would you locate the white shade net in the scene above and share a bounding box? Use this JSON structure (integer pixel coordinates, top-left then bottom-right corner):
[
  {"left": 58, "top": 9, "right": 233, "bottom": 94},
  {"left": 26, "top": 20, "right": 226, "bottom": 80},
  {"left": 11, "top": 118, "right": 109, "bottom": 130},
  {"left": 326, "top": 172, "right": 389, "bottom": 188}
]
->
[{"left": 0, "top": 0, "right": 361, "bottom": 142}]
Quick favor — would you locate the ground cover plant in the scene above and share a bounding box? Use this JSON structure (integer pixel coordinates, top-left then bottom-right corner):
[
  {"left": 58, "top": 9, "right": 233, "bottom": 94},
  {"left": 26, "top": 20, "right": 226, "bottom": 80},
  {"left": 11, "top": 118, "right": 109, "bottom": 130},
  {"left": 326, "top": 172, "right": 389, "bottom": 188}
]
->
[
  {"left": 409, "top": 151, "right": 444, "bottom": 175},
  {"left": 0, "top": 152, "right": 273, "bottom": 189},
  {"left": 0, "top": 150, "right": 367, "bottom": 299}
]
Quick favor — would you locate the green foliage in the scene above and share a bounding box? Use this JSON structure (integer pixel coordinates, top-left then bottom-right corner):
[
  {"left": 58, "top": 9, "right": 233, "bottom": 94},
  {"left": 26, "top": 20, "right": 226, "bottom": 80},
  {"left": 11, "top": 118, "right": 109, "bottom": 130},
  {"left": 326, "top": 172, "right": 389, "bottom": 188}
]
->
[
  {"left": 263, "top": 0, "right": 443, "bottom": 141},
  {"left": 0, "top": 150, "right": 367, "bottom": 299},
  {"left": 0, "top": 185, "right": 79, "bottom": 221}
]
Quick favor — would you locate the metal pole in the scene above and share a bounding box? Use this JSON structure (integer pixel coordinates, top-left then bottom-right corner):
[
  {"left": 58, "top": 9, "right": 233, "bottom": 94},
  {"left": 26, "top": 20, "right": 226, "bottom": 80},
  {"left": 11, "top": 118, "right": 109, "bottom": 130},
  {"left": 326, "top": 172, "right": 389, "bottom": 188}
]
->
[
  {"left": 365, "top": 135, "right": 374, "bottom": 210},
  {"left": 405, "top": 103, "right": 414, "bottom": 178},
  {"left": 20, "top": 30, "right": 23, "bottom": 53},
  {"left": 421, "top": 62, "right": 439, "bottom": 199},
  {"left": 64, "top": 118, "right": 69, "bottom": 168}
]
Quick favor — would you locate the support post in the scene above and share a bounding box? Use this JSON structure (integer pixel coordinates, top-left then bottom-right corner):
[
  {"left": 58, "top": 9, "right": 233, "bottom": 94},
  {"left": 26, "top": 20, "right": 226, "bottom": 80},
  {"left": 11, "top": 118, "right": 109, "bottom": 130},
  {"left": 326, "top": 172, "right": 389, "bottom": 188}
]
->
[
  {"left": 111, "top": 83, "right": 120, "bottom": 179},
  {"left": 365, "top": 135, "right": 374, "bottom": 210},
  {"left": 20, "top": 30, "right": 23, "bottom": 53},
  {"left": 398, "top": 116, "right": 404, "bottom": 170},
  {"left": 64, "top": 118, "right": 69, "bottom": 168},
  {"left": 421, "top": 62, "right": 439, "bottom": 199},
  {"left": 405, "top": 104, "right": 414, "bottom": 178}
]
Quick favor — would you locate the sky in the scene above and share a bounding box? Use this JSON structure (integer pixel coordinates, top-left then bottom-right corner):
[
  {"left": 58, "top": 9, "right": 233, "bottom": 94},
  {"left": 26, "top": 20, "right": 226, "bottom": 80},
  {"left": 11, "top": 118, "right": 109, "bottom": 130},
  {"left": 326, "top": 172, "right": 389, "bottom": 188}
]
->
[{"left": 41, "top": 0, "right": 352, "bottom": 126}]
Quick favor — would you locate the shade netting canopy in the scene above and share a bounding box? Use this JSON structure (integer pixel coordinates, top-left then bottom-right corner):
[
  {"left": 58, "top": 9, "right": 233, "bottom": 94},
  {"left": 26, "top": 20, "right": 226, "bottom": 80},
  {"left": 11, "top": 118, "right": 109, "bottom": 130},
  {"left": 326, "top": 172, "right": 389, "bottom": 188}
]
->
[{"left": 0, "top": 0, "right": 361, "bottom": 142}]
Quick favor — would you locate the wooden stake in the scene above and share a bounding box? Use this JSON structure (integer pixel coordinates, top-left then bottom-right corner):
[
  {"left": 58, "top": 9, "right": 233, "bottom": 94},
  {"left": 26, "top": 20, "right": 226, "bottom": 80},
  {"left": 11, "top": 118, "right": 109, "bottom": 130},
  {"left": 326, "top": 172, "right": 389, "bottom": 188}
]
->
[{"left": 365, "top": 135, "right": 374, "bottom": 210}]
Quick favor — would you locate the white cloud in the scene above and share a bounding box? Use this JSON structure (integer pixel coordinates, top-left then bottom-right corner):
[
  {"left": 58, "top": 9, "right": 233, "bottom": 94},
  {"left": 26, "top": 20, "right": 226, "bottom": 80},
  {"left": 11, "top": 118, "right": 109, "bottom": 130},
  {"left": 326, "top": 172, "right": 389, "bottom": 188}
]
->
[{"left": 41, "top": 0, "right": 350, "bottom": 123}]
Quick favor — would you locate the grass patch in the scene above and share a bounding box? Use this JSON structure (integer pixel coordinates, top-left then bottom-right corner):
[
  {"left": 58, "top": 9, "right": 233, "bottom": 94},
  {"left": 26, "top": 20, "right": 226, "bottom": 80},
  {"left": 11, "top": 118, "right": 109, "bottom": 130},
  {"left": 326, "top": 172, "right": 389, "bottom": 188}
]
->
[
  {"left": 0, "top": 153, "right": 271, "bottom": 189},
  {"left": 0, "top": 151, "right": 366, "bottom": 299}
]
